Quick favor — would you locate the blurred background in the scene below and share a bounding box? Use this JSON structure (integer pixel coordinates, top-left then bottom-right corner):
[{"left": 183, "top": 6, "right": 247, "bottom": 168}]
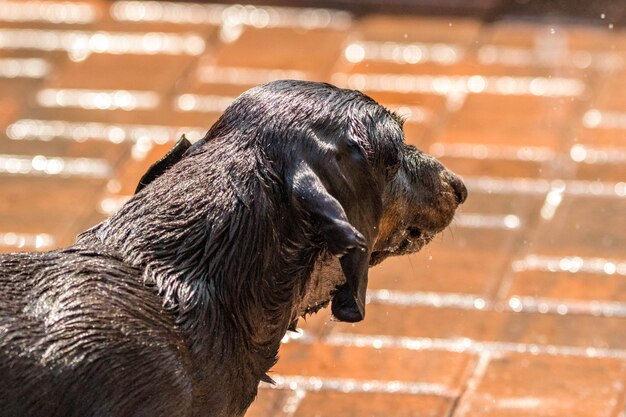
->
[{"left": 0, "top": 0, "right": 625, "bottom": 416}]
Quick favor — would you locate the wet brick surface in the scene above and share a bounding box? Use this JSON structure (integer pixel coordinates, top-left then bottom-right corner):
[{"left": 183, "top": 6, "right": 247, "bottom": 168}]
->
[{"left": 0, "top": 1, "right": 625, "bottom": 416}]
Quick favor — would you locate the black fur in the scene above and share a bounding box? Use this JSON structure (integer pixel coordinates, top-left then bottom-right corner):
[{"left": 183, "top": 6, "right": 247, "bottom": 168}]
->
[{"left": 0, "top": 80, "right": 466, "bottom": 417}]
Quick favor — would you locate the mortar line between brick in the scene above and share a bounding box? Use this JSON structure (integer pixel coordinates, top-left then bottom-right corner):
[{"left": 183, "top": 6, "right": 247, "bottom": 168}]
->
[
  {"left": 491, "top": 194, "right": 550, "bottom": 303},
  {"left": 260, "top": 375, "right": 460, "bottom": 398},
  {"left": 366, "top": 288, "right": 626, "bottom": 318},
  {"left": 443, "top": 347, "right": 482, "bottom": 417},
  {"left": 280, "top": 389, "right": 307, "bottom": 417},
  {"left": 447, "top": 352, "right": 491, "bottom": 417},
  {"left": 321, "top": 333, "right": 626, "bottom": 360},
  {"left": 609, "top": 363, "right": 626, "bottom": 417}
]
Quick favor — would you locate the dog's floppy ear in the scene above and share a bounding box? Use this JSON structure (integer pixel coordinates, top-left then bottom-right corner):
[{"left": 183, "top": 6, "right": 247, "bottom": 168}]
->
[
  {"left": 135, "top": 135, "right": 192, "bottom": 193},
  {"left": 287, "top": 132, "right": 383, "bottom": 322}
]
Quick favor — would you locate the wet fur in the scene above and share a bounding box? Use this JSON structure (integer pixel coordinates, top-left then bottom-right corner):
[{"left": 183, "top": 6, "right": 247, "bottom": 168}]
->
[{"left": 0, "top": 81, "right": 465, "bottom": 417}]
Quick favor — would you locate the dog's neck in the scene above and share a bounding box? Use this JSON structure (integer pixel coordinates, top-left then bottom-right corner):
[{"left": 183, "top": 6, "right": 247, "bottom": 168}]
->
[
  {"left": 80, "top": 214, "right": 291, "bottom": 350},
  {"left": 76, "top": 153, "right": 319, "bottom": 409}
]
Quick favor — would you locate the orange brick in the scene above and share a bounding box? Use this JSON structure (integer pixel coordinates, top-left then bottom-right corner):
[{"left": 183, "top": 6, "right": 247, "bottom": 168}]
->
[
  {"left": 460, "top": 192, "right": 544, "bottom": 219},
  {"left": 29, "top": 106, "right": 193, "bottom": 128},
  {"left": 355, "top": 15, "right": 482, "bottom": 44},
  {"left": 443, "top": 156, "right": 550, "bottom": 178},
  {"left": 592, "top": 72, "right": 626, "bottom": 111},
  {"left": 0, "top": 177, "right": 106, "bottom": 248},
  {"left": 457, "top": 354, "right": 626, "bottom": 417},
  {"left": 343, "top": 59, "right": 561, "bottom": 78},
  {"left": 2, "top": 86, "right": 39, "bottom": 117},
  {"left": 333, "top": 303, "right": 626, "bottom": 350},
  {"left": 506, "top": 270, "right": 626, "bottom": 303},
  {"left": 47, "top": 54, "right": 197, "bottom": 93},
  {"left": 403, "top": 123, "right": 432, "bottom": 148},
  {"left": 245, "top": 388, "right": 286, "bottom": 417},
  {"left": 484, "top": 22, "right": 613, "bottom": 50},
  {"left": 274, "top": 342, "right": 473, "bottom": 390},
  {"left": 333, "top": 304, "right": 499, "bottom": 341},
  {"left": 369, "top": 248, "right": 508, "bottom": 295},
  {"left": 575, "top": 127, "right": 626, "bottom": 149},
  {"left": 0, "top": 97, "right": 21, "bottom": 129},
  {"left": 428, "top": 226, "right": 522, "bottom": 252},
  {"left": 438, "top": 94, "right": 577, "bottom": 149},
  {"left": 494, "top": 309, "right": 626, "bottom": 349},
  {"left": 293, "top": 392, "right": 455, "bottom": 417},
  {"left": 91, "top": 19, "right": 218, "bottom": 39},
  {"left": 573, "top": 161, "right": 626, "bottom": 183},
  {"left": 0, "top": 136, "right": 130, "bottom": 165},
  {"left": 211, "top": 28, "right": 347, "bottom": 78},
  {"left": 532, "top": 195, "right": 626, "bottom": 259}
]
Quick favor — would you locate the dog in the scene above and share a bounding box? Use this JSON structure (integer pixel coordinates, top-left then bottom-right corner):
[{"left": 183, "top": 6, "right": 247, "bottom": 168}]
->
[{"left": 0, "top": 80, "right": 466, "bottom": 417}]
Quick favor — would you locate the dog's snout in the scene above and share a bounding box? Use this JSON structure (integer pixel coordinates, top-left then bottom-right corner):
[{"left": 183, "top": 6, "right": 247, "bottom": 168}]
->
[{"left": 447, "top": 173, "right": 467, "bottom": 204}]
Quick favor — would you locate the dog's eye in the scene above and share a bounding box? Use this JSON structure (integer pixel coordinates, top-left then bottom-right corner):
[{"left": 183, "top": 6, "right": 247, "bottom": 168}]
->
[
  {"left": 345, "top": 140, "right": 367, "bottom": 161},
  {"left": 347, "top": 140, "right": 361, "bottom": 151}
]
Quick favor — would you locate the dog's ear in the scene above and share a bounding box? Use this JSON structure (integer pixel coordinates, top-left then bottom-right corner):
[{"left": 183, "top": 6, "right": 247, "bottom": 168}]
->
[
  {"left": 287, "top": 133, "right": 383, "bottom": 323},
  {"left": 135, "top": 135, "right": 192, "bottom": 193}
]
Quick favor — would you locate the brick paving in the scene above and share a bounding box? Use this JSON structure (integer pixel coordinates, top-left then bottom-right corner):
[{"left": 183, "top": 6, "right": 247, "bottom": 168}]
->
[{"left": 0, "top": 1, "right": 625, "bottom": 416}]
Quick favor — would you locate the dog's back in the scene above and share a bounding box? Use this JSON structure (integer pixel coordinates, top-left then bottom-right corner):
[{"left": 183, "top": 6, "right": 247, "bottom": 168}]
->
[{"left": 0, "top": 248, "right": 192, "bottom": 417}]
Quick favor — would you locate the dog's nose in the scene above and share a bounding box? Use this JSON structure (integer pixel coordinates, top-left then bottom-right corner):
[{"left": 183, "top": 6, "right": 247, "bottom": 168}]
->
[{"left": 447, "top": 173, "right": 467, "bottom": 204}]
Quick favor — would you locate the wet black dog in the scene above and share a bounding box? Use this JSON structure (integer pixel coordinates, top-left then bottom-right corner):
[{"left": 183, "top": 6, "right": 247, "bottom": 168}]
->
[{"left": 0, "top": 80, "right": 466, "bottom": 417}]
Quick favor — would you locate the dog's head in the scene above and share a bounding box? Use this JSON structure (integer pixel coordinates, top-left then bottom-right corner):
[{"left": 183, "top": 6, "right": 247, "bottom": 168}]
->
[
  {"left": 371, "top": 143, "right": 467, "bottom": 265},
  {"left": 136, "top": 80, "right": 466, "bottom": 324}
]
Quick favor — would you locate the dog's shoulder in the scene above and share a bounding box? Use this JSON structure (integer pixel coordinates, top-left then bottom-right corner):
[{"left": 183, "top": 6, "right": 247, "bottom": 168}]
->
[
  {"left": 0, "top": 248, "right": 193, "bottom": 417},
  {"left": 1, "top": 246, "right": 184, "bottom": 351}
]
